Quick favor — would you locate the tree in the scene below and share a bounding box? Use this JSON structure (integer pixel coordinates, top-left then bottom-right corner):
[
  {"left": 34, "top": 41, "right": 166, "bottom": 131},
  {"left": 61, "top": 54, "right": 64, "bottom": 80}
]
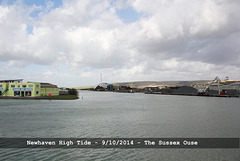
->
[{"left": 68, "top": 88, "right": 78, "bottom": 96}]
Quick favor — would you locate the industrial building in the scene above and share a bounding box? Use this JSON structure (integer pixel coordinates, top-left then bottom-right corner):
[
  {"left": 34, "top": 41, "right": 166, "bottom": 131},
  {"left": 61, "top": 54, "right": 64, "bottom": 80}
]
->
[{"left": 0, "top": 79, "right": 59, "bottom": 97}]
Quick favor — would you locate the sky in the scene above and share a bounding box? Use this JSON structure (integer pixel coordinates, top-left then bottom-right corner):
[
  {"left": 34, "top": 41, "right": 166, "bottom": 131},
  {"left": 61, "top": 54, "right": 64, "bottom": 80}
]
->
[{"left": 0, "top": 0, "right": 240, "bottom": 87}]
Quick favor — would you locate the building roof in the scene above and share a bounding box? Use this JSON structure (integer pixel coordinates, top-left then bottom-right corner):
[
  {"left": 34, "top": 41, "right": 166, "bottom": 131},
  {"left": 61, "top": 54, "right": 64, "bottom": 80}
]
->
[
  {"left": 0, "top": 79, "right": 23, "bottom": 83},
  {"left": 0, "top": 79, "right": 23, "bottom": 81},
  {"left": 27, "top": 82, "right": 58, "bottom": 88},
  {"left": 94, "top": 82, "right": 108, "bottom": 89},
  {"left": 40, "top": 83, "right": 58, "bottom": 88}
]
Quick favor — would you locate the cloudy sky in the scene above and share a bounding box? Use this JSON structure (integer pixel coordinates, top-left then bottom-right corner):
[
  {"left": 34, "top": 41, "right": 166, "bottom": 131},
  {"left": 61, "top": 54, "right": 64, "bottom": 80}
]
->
[{"left": 0, "top": 0, "right": 240, "bottom": 87}]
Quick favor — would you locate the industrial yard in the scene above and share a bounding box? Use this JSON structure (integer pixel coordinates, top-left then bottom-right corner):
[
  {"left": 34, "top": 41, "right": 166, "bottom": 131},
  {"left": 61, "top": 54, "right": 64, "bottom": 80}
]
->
[
  {"left": 2, "top": 77, "right": 240, "bottom": 99},
  {"left": 84, "top": 76, "right": 240, "bottom": 97}
]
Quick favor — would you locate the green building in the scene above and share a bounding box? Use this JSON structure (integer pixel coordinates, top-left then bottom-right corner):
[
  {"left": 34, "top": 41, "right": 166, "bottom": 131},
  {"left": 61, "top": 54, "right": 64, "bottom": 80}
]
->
[{"left": 0, "top": 79, "right": 59, "bottom": 97}]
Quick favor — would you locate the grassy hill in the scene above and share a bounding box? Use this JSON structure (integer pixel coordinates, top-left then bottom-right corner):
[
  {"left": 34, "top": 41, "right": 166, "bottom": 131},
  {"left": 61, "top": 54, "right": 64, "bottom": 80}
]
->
[
  {"left": 112, "top": 80, "right": 210, "bottom": 88},
  {"left": 74, "top": 80, "right": 210, "bottom": 89},
  {"left": 74, "top": 86, "right": 94, "bottom": 90}
]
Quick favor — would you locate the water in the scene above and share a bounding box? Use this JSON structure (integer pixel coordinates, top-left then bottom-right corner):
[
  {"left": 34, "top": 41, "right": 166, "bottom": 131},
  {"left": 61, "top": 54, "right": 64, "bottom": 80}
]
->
[{"left": 0, "top": 91, "right": 239, "bottom": 160}]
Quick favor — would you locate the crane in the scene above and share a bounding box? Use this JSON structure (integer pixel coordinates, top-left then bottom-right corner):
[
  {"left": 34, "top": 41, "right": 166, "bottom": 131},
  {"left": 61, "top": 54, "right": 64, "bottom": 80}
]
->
[{"left": 198, "top": 76, "right": 221, "bottom": 95}]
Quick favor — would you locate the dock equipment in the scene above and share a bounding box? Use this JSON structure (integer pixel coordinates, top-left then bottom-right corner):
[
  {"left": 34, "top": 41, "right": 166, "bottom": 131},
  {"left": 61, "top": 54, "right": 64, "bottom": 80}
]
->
[{"left": 198, "top": 76, "right": 221, "bottom": 95}]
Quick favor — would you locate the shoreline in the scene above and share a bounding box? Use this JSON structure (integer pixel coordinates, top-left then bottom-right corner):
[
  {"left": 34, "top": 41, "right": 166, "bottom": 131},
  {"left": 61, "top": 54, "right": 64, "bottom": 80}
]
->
[
  {"left": 0, "top": 95, "right": 79, "bottom": 100},
  {"left": 86, "top": 90, "right": 240, "bottom": 98},
  {"left": 145, "top": 93, "right": 240, "bottom": 98}
]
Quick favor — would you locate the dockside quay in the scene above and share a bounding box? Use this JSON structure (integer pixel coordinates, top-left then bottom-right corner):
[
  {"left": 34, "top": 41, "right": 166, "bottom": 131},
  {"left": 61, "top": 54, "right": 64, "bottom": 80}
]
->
[{"left": 0, "top": 79, "right": 59, "bottom": 97}]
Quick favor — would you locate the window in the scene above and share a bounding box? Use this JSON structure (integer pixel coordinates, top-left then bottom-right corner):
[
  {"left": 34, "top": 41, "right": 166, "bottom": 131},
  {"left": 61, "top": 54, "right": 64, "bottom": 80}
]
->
[
  {"left": 36, "top": 91, "right": 39, "bottom": 94},
  {"left": 14, "top": 91, "right": 20, "bottom": 96},
  {"left": 22, "top": 85, "right": 26, "bottom": 88},
  {"left": 11, "top": 85, "right": 15, "bottom": 88},
  {"left": 0, "top": 85, "right": 2, "bottom": 87},
  {"left": 36, "top": 85, "right": 39, "bottom": 88},
  {"left": 25, "top": 91, "right": 31, "bottom": 96},
  {"left": 18, "top": 85, "right": 20, "bottom": 88},
  {"left": 29, "top": 85, "right": 33, "bottom": 88}
]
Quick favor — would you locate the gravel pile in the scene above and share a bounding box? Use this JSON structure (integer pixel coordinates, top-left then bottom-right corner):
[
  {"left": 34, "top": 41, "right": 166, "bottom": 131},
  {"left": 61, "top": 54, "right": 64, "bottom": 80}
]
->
[{"left": 173, "top": 86, "right": 198, "bottom": 95}]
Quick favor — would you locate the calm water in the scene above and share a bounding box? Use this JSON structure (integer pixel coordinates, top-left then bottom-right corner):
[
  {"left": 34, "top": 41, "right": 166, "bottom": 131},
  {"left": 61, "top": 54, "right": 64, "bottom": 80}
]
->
[{"left": 0, "top": 91, "right": 239, "bottom": 160}]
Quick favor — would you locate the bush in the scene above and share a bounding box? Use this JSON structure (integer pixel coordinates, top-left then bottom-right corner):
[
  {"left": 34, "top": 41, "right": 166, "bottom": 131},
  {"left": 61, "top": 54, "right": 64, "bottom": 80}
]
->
[{"left": 68, "top": 88, "right": 78, "bottom": 96}]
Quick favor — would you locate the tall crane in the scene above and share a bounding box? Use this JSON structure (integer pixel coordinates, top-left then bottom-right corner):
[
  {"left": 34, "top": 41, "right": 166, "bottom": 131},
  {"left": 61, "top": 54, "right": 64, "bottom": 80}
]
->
[{"left": 198, "top": 76, "right": 221, "bottom": 95}]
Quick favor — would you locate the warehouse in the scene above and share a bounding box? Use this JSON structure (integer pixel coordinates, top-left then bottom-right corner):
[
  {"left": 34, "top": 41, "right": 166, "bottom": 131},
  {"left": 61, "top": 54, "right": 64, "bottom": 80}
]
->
[{"left": 0, "top": 79, "right": 59, "bottom": 97}]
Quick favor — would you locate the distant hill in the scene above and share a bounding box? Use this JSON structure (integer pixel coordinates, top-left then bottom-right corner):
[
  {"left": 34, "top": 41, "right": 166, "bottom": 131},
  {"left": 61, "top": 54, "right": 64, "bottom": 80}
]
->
[
  {"left": 74, "top": 86, "right": 94, "bottom": 90},
  {"left": 73, "top": 79, "right": 240, "bottom": 89},
  {"left": 111, "top": 80, "right": 210, "bottom": 88}
]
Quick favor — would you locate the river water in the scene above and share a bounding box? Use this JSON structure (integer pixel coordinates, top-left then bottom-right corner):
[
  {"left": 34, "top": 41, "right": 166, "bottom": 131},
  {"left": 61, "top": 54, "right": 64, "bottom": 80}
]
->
[{"left": 0, "top": 91, "right": 239, "bottom": 160}]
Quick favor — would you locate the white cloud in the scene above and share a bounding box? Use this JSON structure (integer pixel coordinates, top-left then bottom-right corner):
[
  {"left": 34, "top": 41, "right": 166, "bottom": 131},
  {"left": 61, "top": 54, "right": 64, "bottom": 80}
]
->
[
  {"left": 0, "top": 6, "right": 9, "bottom": 23},
  {"left": 1, "top": 0, "right": 240, "bottom": 87}
]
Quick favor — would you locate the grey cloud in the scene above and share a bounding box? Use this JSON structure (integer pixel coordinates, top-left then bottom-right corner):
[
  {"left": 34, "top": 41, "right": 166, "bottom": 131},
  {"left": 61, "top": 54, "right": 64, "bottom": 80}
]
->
[
  {"left": 1, "top": 0, "right": 240, "bottom": 85},
  {"left": 127, "top": 0, "right": 240, "bottom": 68}
]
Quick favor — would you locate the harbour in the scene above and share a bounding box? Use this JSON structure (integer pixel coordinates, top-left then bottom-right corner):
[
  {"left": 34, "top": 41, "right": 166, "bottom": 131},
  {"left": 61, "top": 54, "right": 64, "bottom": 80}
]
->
[
  {"left": 84, "top": 76, "right": 240, "bottom": 98},
  {"left": 0, "top": 91, "right": 239, "bottom": 160},
  {"left": 2, "top": 0, "right": 240, "bottom": 160}
]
